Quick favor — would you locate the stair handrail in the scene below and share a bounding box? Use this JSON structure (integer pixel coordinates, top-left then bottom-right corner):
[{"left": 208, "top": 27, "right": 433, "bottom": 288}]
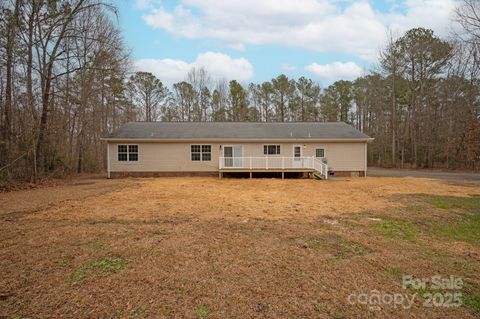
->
[{"left": 313, "top": 157, "right": 328, "bottom": 180}]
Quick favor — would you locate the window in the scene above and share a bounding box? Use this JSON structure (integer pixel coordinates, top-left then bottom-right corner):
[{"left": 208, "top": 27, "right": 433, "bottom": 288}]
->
[
  {"left": 191, "top": 145, "right": 201, "bottom": 161},
  {"left": 128, "top": 145, "right": 138, "bottom": 161},
  {"left": 118, "top": 144, "right": 138, "bottom": 162},
  {"left": 191, "top": 144, "right": 211, "bottom": 161},
  {"left": 201, "top": 145, "right": 211, "bottom": 161},
  {"left": 316, "top": 148, "right": 325, "bottom": 158},
  {"left": 264, "top": 144, "right": 281, "bottom": 155},
  {"left": 118, "top": 145, "right": 128, "bottom": 161},
  {"left": 294, "top": 146, "right": 301, "bottom": 159}
]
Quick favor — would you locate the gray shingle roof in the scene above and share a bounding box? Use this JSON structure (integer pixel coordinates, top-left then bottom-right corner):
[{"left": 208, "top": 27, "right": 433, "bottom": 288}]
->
[{"left": 105, "top": 122, "right": 371, "bottom": 140}]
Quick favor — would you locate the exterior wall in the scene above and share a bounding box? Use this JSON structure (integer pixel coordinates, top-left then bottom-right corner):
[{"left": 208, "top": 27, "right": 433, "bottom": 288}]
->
[
  {"left": 108, "top": 141, "right": 367, "bottom": 175},
  {"left": 110, "top": 171, "right": 217, "bottom": 178}
]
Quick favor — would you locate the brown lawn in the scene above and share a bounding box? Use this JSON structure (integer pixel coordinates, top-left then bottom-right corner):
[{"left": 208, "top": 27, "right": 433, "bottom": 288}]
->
[{"left": 0, "top": 176, "right": 479, "bottom": 318}]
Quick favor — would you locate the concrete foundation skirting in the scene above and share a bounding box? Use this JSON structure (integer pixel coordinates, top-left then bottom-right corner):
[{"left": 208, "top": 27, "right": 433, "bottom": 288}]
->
[
  {"left": 109, "top": 171, "right": 218, "bottom": 178},
  {"left": 109, "top": 170, "right": 366, "bottom": 178},
  {"left": 331, "top": 171, "right": 366, "bottom": 177}
]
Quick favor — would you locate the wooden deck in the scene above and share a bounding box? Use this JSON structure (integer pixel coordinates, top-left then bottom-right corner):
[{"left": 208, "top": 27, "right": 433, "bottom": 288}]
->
[{"left": 218, "top": 156, "right": 328, "bottom": 179}]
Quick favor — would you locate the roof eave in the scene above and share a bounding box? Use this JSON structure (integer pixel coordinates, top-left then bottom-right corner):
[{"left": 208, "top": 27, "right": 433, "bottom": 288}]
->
[{"left": 101, "top": 137, "right": 373, "bottom": 143}]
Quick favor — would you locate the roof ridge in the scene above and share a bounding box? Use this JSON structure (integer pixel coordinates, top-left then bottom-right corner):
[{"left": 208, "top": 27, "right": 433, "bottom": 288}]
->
[
  {"left": 105, "top": 121, "right": 371, "bottom": 140},
  {"left": 127, "top": 121, "right": 347, "bottom": 124}
]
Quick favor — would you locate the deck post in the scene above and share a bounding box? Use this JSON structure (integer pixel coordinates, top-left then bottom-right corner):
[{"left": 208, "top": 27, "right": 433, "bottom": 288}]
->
[
  {"left": 250, "top": 171, "right": 252, "bottom": 179},
  {"left": 219, "top": 171, "right": 222, "bottom": 179},
  {"left": 107, "top": 143, "right": 111, "bottom": 179},
  {"left": 282, "top": 171, "right": 284, "bottom": 179}
]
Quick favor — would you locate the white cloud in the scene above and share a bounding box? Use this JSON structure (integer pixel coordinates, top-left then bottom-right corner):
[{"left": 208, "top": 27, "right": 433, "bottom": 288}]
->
[
  {"left": 305, "top": 61, "right": 363, "bottom": 82},
  {"left": 134, "top": 52, "right": 254, "bottom": 85},
  {"left": 134, "top": 0, "right": 161, "bottom": 10},
  {"left": 140, "top": 0, "right": 457, "bottom": 61},
  {"left": 382, "top": 0, "right": 457, "bottom": 37},
  {"left": 281, "top": 63, "right": 297, "bottom": 72}
]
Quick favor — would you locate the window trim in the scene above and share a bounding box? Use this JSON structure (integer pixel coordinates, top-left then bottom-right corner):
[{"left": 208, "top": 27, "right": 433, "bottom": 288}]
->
[
  {"left": 190, "top": 144, "right": 212, "bottom": 162},
  {"left": 293, "top": 144, "right": 302, "bottom": 160},
  {"left": 263, "top": 144, "right": 281, "bottom": 156},
  {"left": 117, "top": 144, "right": 139, "bottom": 162},
  {"left": 315, "top": 148, "right": 325, "bottom": 158}
]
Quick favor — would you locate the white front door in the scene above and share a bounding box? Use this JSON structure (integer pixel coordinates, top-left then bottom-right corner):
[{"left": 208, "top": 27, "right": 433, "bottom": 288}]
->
[
  {"left": 223, "top": 145, "right": 243, "bottom": 168},
  {"left": 224, "top": 146, "right": 233, "bottom": 167},
  {"left": 293, "top": 145, "right": 302, "bottom": 168}
]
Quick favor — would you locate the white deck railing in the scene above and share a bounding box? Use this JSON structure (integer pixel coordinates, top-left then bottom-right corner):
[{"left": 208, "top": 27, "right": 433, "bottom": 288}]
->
[
  {"left": 313, "top": 158, "right": 329, "bottom": 180},
  {"left": 219, "top": 156, "right": 329, "bottom": 179}
]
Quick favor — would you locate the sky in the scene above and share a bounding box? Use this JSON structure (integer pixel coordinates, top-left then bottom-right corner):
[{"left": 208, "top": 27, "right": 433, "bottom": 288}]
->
[{"left": 117, "top": 0, "right": 457, "bottom": 87}]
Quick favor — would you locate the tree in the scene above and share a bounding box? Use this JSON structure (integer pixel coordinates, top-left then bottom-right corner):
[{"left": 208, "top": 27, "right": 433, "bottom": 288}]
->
[
  {"left": 128, "top": 72, "right": 167, "bottom": 122},
  {"left": 295, "top": 77, "right": 320, "bottom": 121},
  {"left": 271, "top": 75, "right": 295, "bottom": 122},
  {"left": 380, "top": 32, "right": 404, "bottom": 166},
  {"left": 456, "top": 0, "right": 480, "bottom": 44},
  {"left": 1, "top": 0, "right": 21, "bottom": 158},
  {"left": 211, "top": 80, "right": 228, "bottom": 121},
  {"left": 187, "top": 67, "right": 211, "bottom": 121},
  {"left": 0, "top": 0, "right": 131, "bottom": 181},
  {"left": 173, "top": 81, "right": 195, "bottom": 121},
  {"left": 396, "top": 28, "right": 452, "bottom": 167},
  {"left": 228, "top": 80, "right": 248, "bottom": 121},
  {"left": 464, "top": 116, "right": 480, "bottom": 169},
  {"left": 320, "top": 81, "right": 353, "bottom": 123}
]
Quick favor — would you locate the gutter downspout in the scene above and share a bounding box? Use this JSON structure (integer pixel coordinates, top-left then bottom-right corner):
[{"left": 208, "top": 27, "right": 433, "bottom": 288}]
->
[
  {"left": 107, "top": 142, "right": 111, "bottom": 179},
  {"left": 364, "top": 142, "right": 367, "bottom": 177}
]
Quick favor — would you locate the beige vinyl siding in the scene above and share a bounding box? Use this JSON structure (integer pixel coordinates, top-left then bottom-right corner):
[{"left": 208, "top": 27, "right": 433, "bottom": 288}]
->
[
  {"left": 109, "top": 142, "right": 220, "bottom": 172},
  {"left": 108, "top": 141, "right": 367, "bottom": 172}
]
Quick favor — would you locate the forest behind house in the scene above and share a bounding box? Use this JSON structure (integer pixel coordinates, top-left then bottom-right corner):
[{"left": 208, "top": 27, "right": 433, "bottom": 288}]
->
[{"left": 1, "top": 0, "right": 480, "bottom": 183}]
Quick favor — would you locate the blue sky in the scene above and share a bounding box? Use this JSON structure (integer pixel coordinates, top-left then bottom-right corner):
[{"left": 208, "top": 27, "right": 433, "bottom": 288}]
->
[{"left": 117, "top": 0, "right": 455, "bottom": 86}]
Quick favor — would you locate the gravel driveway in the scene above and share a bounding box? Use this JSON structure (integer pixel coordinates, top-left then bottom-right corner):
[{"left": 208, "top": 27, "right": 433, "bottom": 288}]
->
[{"left": 368, "top": 167, "right": 480, "bottom": 181}]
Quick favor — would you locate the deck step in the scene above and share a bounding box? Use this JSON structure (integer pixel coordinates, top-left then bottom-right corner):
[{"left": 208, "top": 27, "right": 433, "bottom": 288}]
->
[{"left": 312, "top": 172, "right": 326, "bottom": 180}]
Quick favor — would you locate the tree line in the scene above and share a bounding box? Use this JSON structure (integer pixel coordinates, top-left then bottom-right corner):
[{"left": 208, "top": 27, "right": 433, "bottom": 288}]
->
[{"left": 1, "top": 0, "right": 480, "bottom": 183}]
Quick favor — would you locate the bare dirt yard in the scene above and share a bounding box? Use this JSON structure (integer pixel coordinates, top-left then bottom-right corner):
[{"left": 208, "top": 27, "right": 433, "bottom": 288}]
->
[{"left": 1, "top": 175, "right": 479, "bottom": 318}]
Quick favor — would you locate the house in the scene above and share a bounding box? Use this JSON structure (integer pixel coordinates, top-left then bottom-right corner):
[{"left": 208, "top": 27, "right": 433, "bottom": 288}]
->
[{"left": 102, "top": 122, "right": 373, "bottom": 179}]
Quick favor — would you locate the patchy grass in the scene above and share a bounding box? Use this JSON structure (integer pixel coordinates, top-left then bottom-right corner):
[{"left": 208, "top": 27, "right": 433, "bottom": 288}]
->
[
  {"left": 72, "top": 257, "right": 128, "bottom": 281},
  {"left": 335, "top": 239, "right": 370, "bottom": 259},
  {"left": 151, "top": 229, "right": 168, "bottom": 236},
  {"left": 426, "top": 195, "right": 480, "bottom": 211},
  {"left": 88, "top": 240, "right": 104, "bottom": 251},
  {"left": 305, "top": 235, "right": 370, "bottom": 259},
  {"left": 295, "top": 268, "right": 306, "bottom": 276},
  {"left": 305, "top": 237, "right": 322, "bottom": 249},
  {"left": 129, "top": 307, "right": 150, "bottom": 318},
  {"left": 371, "top": 217, "right": 419, "bottom": 241},
  {"left": 463, "top": 295, "right": 480, "bottom": 316},
  {"left": 430, "top": 213, "right": 480, "bottom": 245},
  {"left": 195, "top": 304, "right": 209, "bottom": 319},
  {"left": 408, "top": 194, "right": 480, "bottom": 245},
  {"left": 386, "top": 267, "right": 403, "bottom": 281},
  {"left": 331, "top": 311, "right": 348, "bottom": 319},
  {"left": 2, "top": 176, "right": 480, "bottom": 318},
  {"left": 406, "top": 205, "right": 427, "bottom": 212}
]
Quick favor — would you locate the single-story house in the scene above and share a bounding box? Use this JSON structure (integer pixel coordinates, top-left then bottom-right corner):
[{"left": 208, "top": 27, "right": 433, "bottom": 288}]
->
[{"left": 102, "top": 122, "right": 373, "bottom": 179}]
